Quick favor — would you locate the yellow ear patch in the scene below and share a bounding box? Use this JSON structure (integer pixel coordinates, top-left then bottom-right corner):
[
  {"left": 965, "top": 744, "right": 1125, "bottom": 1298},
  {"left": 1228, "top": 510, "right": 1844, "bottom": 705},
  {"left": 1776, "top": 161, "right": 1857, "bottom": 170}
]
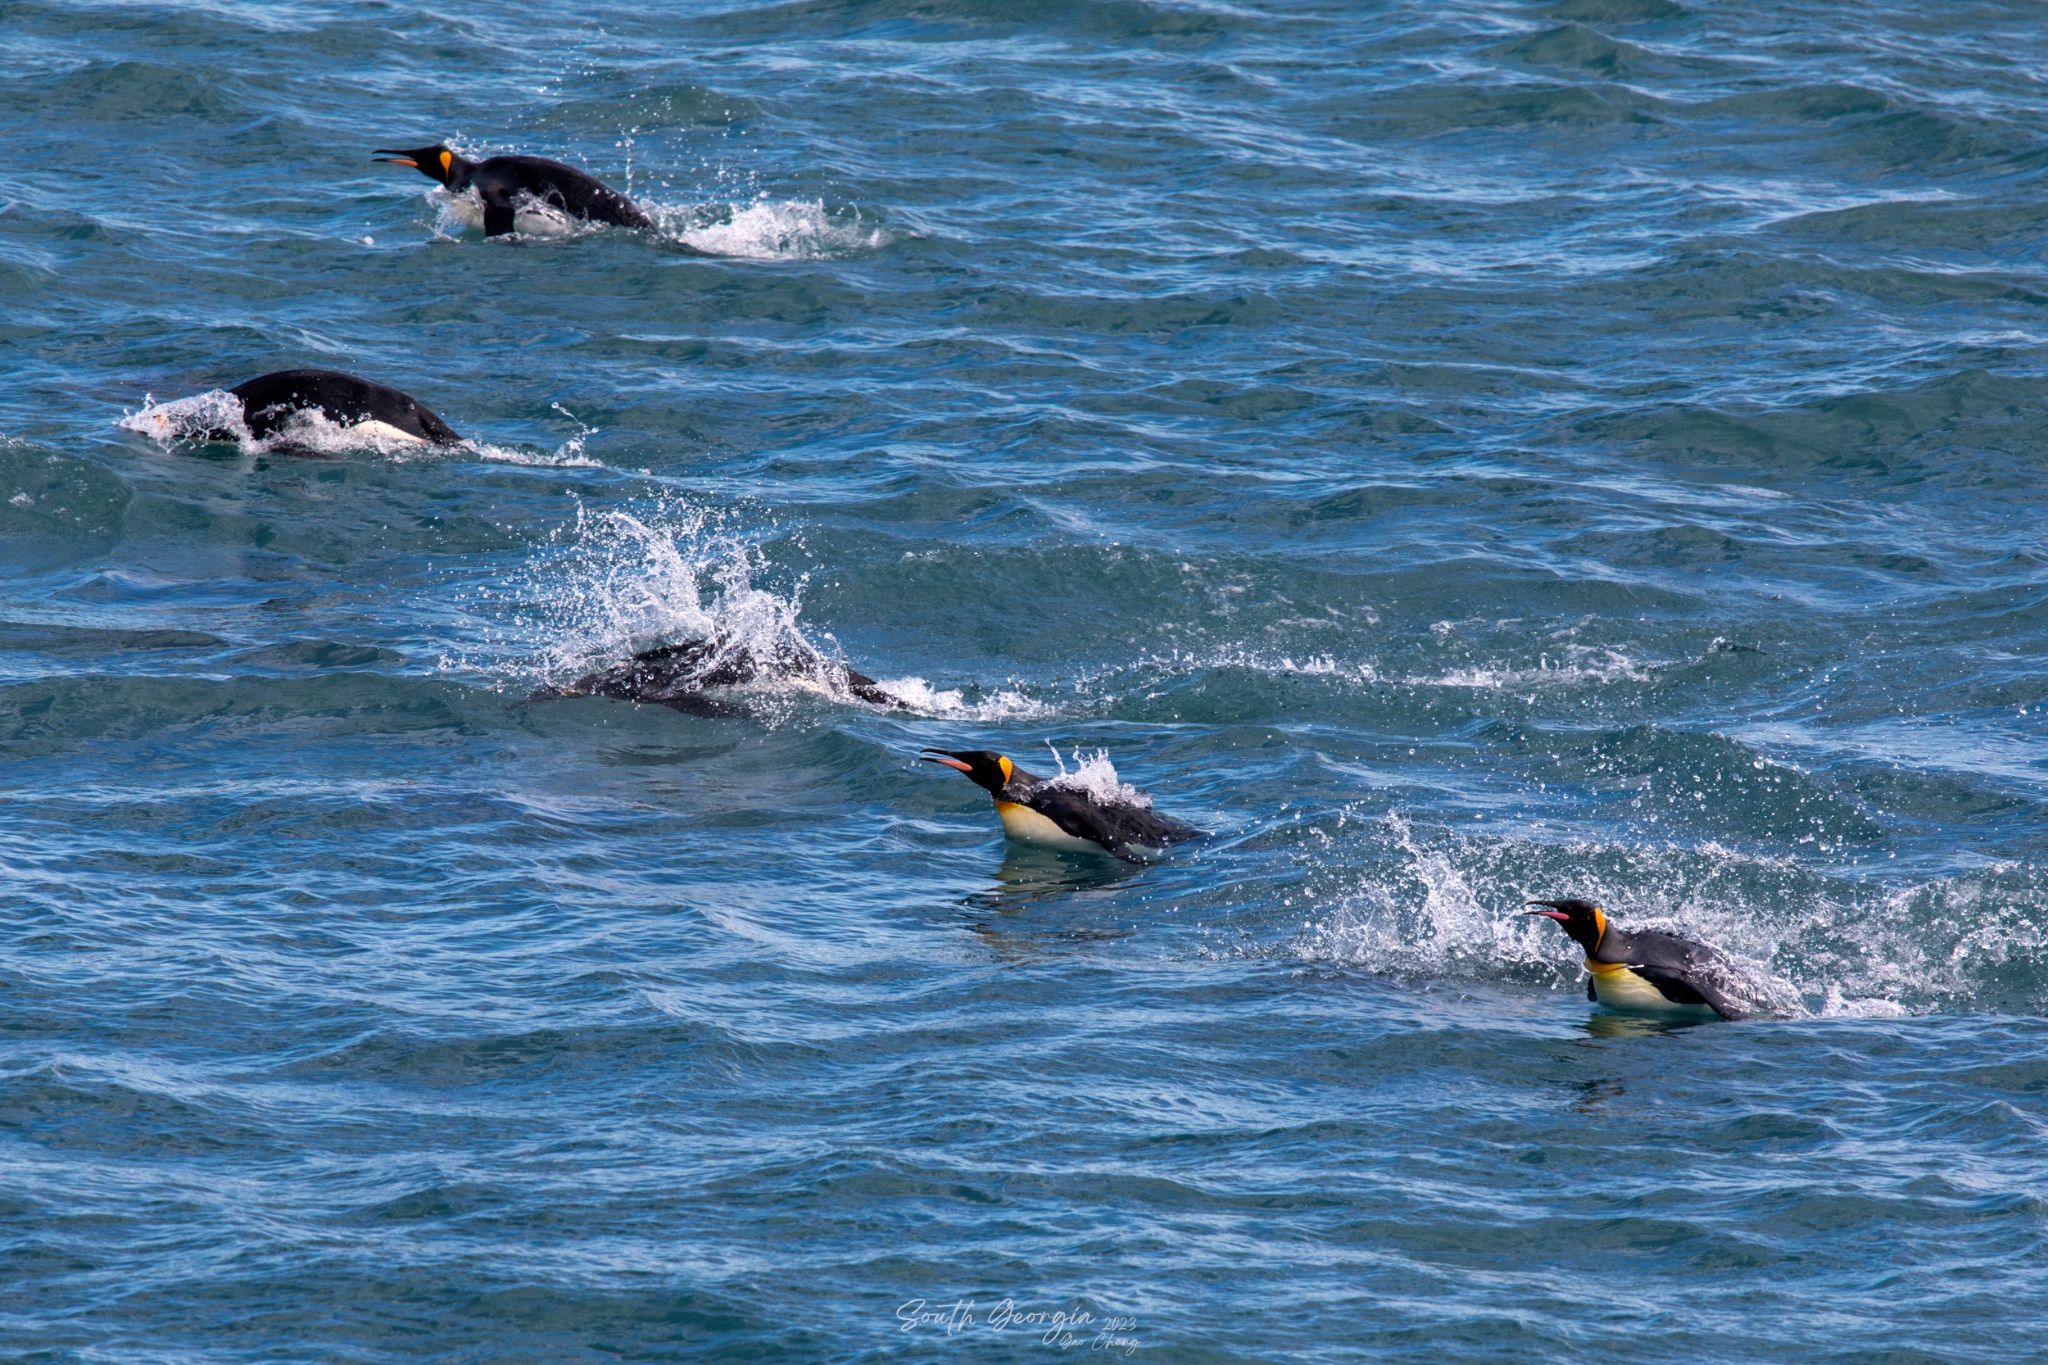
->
[
  {"left": 439, "top": 150, "right": 452, "bottom": 174},
  {"left": 998, "top": 756, "right": 1013, "bottom": 783},
  {"left": 1592, "top": 907, "right": 1608, "bottom": 946}
]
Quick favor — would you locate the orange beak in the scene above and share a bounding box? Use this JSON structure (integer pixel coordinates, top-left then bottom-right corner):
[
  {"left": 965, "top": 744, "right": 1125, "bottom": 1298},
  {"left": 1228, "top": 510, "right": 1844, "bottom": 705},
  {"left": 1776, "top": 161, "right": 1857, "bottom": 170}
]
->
[{"left": 920, "top": 751, "right": 973, "bottom": 774}]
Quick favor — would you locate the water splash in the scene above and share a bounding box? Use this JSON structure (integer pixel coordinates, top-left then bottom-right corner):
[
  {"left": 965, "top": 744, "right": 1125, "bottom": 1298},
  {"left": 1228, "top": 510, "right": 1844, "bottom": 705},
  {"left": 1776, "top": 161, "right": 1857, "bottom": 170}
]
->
[
  {"left": 457, "top": 500, "right": 1032, "bottom": 720},
  {"left": 1044, "top": 746, "right": 1153, "bottom": 810},
  {"left": 1276, "top": 812, "right": 2048, "bottom": 1018},
  {"left": 119, "top": 389, "right": 598, "bottom": 466},
  {"left": 463, "top": 404, "right": 604, "bottom": 468},
  {"left": 1287, "top": 810, "right": 1566, "bottom": 989},
  {"left": 428, "top": 186, "right": 592, "bottom": 240},
  {"left": 118, "top": 390, "right": 249, "bottom": 446},
  {"left": 417, "top": 180, "right": 891, "bottom": 258},
  {"left": 865, "top": 675, "right": 1053, "bottom": 720},
  {"left": 121, "top": 391, "right": 436, "bottom": 458},
  {"left": 1409, "top": 647, "right": 1653, "bottom": 690},
  {"left": 653, "top": 196, "right": 892, "bottom": 260},
  {"left": 497, "top": 500, "right": 809, "bottom": 689}
]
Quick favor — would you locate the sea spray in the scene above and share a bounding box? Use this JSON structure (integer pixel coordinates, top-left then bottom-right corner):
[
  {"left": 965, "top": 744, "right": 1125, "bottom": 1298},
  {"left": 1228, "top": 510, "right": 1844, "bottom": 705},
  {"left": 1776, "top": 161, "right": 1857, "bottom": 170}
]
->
[
  {"left": 450, "top": 497, "right": 1047, "bottom": 720},
  {"left": 1044, "top": 746, "right": 1153, "bottom": 810}
]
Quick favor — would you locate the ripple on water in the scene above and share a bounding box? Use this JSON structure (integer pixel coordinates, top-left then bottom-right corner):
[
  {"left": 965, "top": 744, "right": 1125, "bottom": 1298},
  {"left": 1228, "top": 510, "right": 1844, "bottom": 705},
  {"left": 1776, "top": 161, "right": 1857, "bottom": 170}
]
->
[{"left": 4, "top": 0, "right": 2048, "bottom": 1360}]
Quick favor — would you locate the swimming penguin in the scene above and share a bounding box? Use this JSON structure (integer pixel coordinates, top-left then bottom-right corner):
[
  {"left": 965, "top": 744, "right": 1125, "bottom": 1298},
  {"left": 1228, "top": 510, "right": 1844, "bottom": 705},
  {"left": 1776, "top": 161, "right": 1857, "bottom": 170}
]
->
[
  {"left": 920, "top": 749, "right": 1204, "bottom": 862},
  {"left": 374, "top": 142, "right": 653, "bottom": 237},
  {"left": 226, "top": 369, "right": 461, "bottom": 445},
  {"left": 1525, "top": 898, "right": 1747, "bottom": 1020},
  {"left": 543, "top": 636, "right": 909, "bottom": 718},
  {"left": 122, "top": 368, "right": 461, "bottom": 449}
]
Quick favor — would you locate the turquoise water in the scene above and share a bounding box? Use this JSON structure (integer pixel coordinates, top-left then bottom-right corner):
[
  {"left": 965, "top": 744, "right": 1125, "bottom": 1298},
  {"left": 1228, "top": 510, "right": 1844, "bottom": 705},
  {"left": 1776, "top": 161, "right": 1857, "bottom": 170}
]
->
[{"left": 5, "top": 0, "right": 2048, "bottom": 1359}]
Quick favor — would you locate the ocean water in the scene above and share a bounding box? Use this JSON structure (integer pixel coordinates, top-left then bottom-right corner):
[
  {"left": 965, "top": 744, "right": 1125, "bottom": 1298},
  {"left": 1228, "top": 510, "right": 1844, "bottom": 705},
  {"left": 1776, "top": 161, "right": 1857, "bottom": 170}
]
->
[{"left": 5, "top": 0, "right": 2048, "bottom": 1358}]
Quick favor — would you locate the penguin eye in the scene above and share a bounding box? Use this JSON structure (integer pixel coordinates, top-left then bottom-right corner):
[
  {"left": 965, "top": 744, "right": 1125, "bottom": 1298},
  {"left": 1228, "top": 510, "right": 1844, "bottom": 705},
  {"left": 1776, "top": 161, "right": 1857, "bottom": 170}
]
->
[{"left": 438, "top": 150, "right": 452, "bottom": 174}]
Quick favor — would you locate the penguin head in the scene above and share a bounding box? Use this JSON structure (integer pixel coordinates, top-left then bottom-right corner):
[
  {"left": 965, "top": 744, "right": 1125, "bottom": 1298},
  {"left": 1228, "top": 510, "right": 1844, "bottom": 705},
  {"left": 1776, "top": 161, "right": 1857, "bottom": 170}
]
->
[
  {"left": 373, "top": 143, "right": 462, "bottom": 185},
  {"left": 921, "top": 748, "right": 1014, "bottom": 795},
  {"left": 1526, "top": 898, "right": 1608, "bottom": 952}
]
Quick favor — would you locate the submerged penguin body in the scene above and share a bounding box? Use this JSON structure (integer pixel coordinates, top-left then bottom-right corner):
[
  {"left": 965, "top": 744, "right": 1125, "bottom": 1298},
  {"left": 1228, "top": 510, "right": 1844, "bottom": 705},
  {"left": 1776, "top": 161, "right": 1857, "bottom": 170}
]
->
[
  {"left": 375, "top": 143, "right": 652, "bottom": 237},
  {"left": 547, "top": 638, "right": 907, "bottom": 717}
]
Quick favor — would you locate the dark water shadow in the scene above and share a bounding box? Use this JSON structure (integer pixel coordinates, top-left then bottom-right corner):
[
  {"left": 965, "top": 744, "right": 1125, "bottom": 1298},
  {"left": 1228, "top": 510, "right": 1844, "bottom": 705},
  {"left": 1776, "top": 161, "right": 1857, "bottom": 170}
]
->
[
  {"left": 951, "top": 845, "right": 1148, "bottom": 960},
  {"left": 973, "top": 843, "right": 1140, "bottom": 910},
  {"left": 1579, "top": 1011, "right": 1725, "bottom": 1039}
]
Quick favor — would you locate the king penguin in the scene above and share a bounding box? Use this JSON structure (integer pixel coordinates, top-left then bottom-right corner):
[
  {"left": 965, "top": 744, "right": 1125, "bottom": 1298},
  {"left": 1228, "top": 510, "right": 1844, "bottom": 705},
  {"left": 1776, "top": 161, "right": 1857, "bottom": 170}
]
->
[
  {"left": 1525, "top": 898, "right": 1747, "bottom": 1020},
  {"left": 920, "top": 749, "right": 1204, "bottom": 863},
  {"left": 542, "top": 636, "right": 909, "bottom": 718},
  {"left": 374, "top": 142, "right": 653, "bottom": 237},
  {"left": 184, "top": 369, "right": 459, "bottom": 447}
]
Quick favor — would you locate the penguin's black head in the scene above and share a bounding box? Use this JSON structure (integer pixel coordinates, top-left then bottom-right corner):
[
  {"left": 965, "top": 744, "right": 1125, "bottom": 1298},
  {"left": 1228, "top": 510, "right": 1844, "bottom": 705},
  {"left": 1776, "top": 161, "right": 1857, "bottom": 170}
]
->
[
  {"left": 921, "top": 748, "right": 1015, "bottom": 796},
  {"left": 374, "top": 143, "right": 460, "bottom": 185},
  {"left": 1526, "top": 898, "right": 1608, "bottom": 952}
]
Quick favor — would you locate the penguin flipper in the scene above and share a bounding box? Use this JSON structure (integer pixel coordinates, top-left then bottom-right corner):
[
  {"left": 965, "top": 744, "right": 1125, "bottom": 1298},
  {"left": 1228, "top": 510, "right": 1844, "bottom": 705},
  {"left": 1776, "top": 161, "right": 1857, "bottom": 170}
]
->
[
  {"left": 1631, "top": 965, "right": 1746, "bottom": 1021},
  {"left": 483, "top": 201, "right": 516, "bottom": 237}
]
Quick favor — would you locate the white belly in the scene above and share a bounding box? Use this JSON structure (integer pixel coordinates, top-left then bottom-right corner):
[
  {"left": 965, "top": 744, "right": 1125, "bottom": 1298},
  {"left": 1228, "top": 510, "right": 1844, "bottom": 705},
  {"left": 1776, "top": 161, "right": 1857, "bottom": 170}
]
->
[
  {"left": 347, "top": 419, "right": 427, "bottom": 445},
  {"left": 1590, "top": 964, "right": 1717, "bottom": 1018},
  {"left": 996, "top": 800, "right": 1104, "bottom": 854}
]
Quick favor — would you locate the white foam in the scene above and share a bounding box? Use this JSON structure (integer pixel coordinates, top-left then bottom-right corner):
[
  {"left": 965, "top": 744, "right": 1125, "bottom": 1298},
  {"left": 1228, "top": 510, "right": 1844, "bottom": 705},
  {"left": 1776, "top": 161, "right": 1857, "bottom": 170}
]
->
[
  {"left": 1077, "top": 642, "right": 1653, "bottom": 704},
  {"left": 1818, "top": 986, "right": 1911, "bottom": 1019},
  {"left": 865, "top": 676, "right": 1054, "bottom": 721},
  {"left": 466, "top": 403, "right": 606, "bottom": 467},
  {"left": 1407, "top": 647, "right": 1652, "bottom": 690},
  {"left": 119, "top": 389, "right": 249, "bottom": 446},
  {"left": 422, "top": 181, "right": 889, "bottom": 258},
  {"left": 653, "top": 196, "right": 891, "bottom": 260},
  {"left": 463, "top": 441, "right": 605, "bottom": 469}
]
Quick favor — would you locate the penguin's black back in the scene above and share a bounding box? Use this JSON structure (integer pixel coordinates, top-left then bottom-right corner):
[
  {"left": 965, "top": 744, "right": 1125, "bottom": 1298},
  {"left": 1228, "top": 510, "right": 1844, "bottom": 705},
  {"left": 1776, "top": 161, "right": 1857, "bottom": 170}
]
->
[
  {"left": 229, "top": 369, "right": 461, "bottom": 444},
  {"left": 464, "top": 155, "right": 653, "bottom": 232},
  {"left": 560, "top": 638, "right": 906, "bottom": 713}
]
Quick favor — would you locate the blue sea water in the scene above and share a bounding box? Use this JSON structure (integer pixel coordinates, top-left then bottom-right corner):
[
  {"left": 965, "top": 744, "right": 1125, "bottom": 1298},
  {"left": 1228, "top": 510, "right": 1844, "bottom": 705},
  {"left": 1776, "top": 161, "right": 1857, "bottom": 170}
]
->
[{"left": 6, "top": 0, "right": 2048, "bottom": 1358}]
